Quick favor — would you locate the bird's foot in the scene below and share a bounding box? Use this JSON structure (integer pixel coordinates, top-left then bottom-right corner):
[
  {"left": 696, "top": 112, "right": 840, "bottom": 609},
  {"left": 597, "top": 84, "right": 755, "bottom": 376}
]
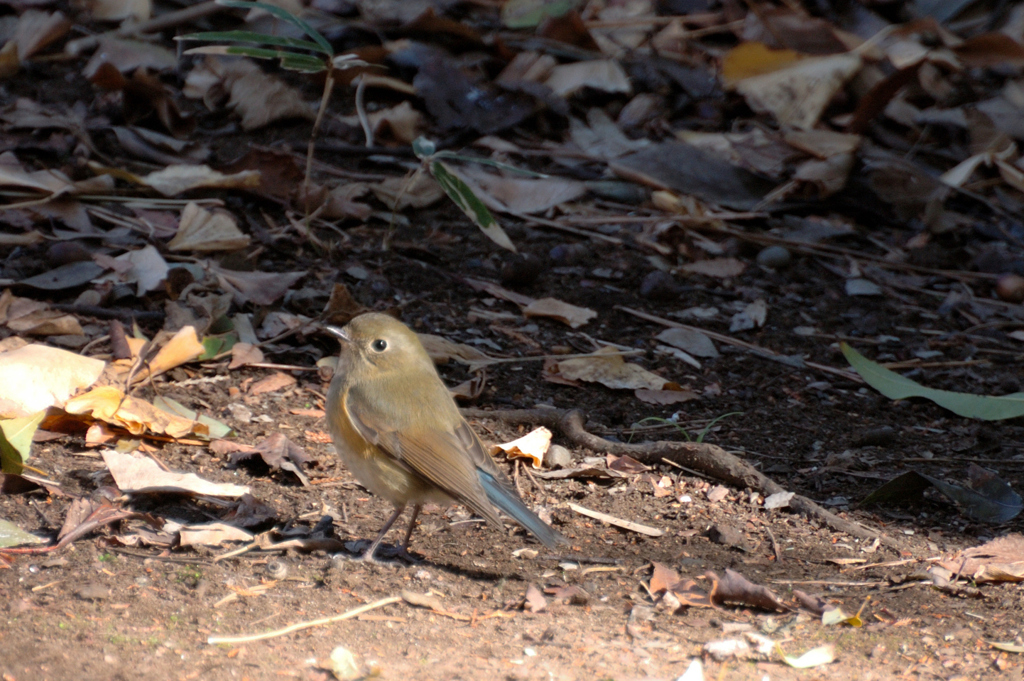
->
[{"left": 341, "top": 540, "right": 421, "bottom": 566}]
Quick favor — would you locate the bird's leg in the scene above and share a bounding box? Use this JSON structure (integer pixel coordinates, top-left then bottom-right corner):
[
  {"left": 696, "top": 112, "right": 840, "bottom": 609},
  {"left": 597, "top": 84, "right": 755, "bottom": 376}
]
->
[
  {"left": 355, "top": 504, "right": 405, "bottom": 565},
  {"left": 392, "top": 504, "right": 423, "bottom": 563}
]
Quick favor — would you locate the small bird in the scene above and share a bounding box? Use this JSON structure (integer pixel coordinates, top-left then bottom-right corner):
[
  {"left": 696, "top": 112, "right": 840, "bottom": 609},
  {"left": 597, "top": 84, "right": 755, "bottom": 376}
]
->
[{"left": 325, "top": 312, "right": 565, "bottom": 563}]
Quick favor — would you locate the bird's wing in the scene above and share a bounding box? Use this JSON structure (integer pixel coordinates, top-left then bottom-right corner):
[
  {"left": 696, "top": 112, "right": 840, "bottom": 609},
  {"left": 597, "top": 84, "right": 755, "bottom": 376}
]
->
[{"left": 344, "top": 389, "right": 504, "bottom": 528}]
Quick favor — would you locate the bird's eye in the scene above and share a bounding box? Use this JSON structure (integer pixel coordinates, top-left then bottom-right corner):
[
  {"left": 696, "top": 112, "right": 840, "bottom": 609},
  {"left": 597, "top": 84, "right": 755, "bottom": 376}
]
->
[{"left": 371, "top": 339, "right": 387, "bottom": 352}]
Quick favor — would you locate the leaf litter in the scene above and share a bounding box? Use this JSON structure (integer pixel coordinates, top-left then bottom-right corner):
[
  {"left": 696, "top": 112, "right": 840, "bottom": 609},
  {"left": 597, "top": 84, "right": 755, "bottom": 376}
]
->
[{"left": 1, "top": 0, "right": 1024, "bottom": 678}]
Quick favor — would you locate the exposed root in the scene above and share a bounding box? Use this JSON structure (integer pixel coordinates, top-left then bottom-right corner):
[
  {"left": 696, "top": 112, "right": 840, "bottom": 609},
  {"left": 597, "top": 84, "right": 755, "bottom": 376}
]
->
[{"left": 464, "top": 408, "right": 894, "bottom": 548}]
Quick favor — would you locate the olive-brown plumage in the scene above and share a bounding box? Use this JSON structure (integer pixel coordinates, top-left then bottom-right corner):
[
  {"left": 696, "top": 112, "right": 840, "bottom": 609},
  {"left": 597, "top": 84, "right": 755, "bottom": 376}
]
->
[{"left": 325, "top": 313, "right": 564, "bottom": 562}]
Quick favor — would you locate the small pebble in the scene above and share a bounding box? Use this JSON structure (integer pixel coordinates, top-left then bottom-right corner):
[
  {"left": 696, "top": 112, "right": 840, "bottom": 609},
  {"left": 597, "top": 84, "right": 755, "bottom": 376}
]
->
[
  {"left": 500, "top": 253, "right": 543, "bottom": 286},
  {"left": 639, "top": 270, "right": 678, "bottom": 300},
  {"left": 756, "top": 245, "right": 791, "bottom": 268},
  {"left": 330, "top": 646, "right": 362, "bottom": 681},
  {"left": 76, "top": 583, "right": 109, "bottom": 601},
  {"left": 544, "top": 444, "right": 573, "bottom": 469},
  {"left": 995, "top": 273, "right": 1024, "bottom": 303},
  {"left": 549, "top": 243, "right": 589, "bottom": 265}
]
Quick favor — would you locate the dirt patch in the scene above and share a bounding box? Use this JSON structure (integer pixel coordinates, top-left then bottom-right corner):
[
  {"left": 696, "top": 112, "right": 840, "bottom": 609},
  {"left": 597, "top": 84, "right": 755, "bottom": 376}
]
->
[{"left": 3, "top": 212, "right": 1023, "bottom": 681}]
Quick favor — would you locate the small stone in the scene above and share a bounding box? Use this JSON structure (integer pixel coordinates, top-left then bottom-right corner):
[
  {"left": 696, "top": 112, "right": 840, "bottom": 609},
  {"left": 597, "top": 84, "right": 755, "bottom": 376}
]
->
[
  {"left": 500, "top": 253, "right": 543, "bottom": 287},
  {"left": 226, "top": 403, "right": 252, "bottom": 423},
  {"left": 76, "top": 583, "right": 109, "bottom": 601},
  {"left": 639, "top": 270, "right": 678, "bottom": 300},
  {"left": 548, "top": 243, "right": 589, "bottom": 264},
  {"left": 544, "top": 444, "right": 572, "bottom": 469},
  {"left": 708, "top": 523, "right": 749, "bottom": 551},
  {"left": 995, "top": 273, "right": 1024, "bottom": 303},
  {"left": 756, "top": 245, "right": 791, "bottom": 268},
  {"left": 330, "top": 646, "right": 362, "bottom": 681}
]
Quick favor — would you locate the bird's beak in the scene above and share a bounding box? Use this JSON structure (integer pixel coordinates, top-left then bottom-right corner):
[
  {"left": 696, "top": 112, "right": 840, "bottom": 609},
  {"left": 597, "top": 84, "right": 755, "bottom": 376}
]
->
[{"left": 325, "top": 325, "right": 351, "bottom": 343}]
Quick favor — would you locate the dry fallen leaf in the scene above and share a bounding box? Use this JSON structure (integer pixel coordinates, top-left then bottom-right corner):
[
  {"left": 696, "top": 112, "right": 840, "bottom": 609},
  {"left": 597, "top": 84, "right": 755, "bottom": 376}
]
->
[
  {"left": 135, "top": 325, "right": 205, "bottom": 382},
  {"left": 732, "top": 51, "right": 862, "bottom": 130},
  {"left": 65, "top": 386, "right": 200, "bottom": 439},
  {"left": 250, "top": 372, "right": 297, "bottom": 396},
  {"left": 417, "top": 333, "right": 498, "bottom": 367},
  {"left": 490, "top": 426, "right": 552, "bottom": 469},
  {"left": 102, "top": 449, "right": 249, "bottom": 496},
  {"left": 557, "top": 346, "right": 669, "bottom": 391},
  {"left": 178, "top": 522, "right": 253, "bottom": 547},
  {"left": 0, "top": 343, "right": 105, "bottom": 415},
  {"left": 522, "top": 297, "right": 596, "bottom": 329},
  {"left": 229, "top": 342, "right": 264, "bottom": 370},
  {"left": 168, "top": 202, "right": 250, "bottom": 252},
  {"left": 183, "top": 56, "right": 315, "bottom": 130}
]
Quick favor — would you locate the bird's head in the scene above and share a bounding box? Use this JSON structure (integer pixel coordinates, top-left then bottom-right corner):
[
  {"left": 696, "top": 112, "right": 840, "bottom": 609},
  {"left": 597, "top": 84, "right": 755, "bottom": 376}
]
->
[{"left": 326, "top": 312, "right": 433, "bottom": 379}]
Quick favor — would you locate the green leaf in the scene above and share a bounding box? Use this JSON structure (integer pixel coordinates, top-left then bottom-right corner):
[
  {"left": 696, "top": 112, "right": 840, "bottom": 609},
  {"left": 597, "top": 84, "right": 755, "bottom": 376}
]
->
[
  {"left": 279, "top": 53, "right": 329, "bottom": 72},
  {"left": 154, "top": 396, "right": 234, "bottom": 440},
  {"left": 0, "top": 411, "right": 46, "bottom": 474},
  {"left": 215, "top": 0, "right": 333, "bottom": 56},
  {"left": 0, "top": 518, "right": 44, "bottom": 548},
  {"left": 501, "top": 0, "right": 579, "bottom": 29},
  {"left": 841, "top": 343, "right": 1024, "bottom": 420},
  {"left": 177, "top": 30, "right": 328, "bottom": 54},
  {"left": 184, "top": 45, "right": 326, "bottom": 71},
  {"left": 430, "top": 161, "right": 516, "bottom": 252}
]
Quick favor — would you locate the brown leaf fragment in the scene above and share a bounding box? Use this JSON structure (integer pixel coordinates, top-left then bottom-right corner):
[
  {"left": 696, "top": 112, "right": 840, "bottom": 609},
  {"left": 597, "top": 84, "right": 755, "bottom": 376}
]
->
[
  {"left": 227, "top": 432, "right": 311, "bottom": 486},
  {"left": 522, "top": 297, "right": 596, "bottom": 328},
  {"left": 649, "top": 561, "right": 681, "bottom": 595},
  {"left": 707, "top": 569, "right": 790, "bottom": 612},
  {"left": 557, "top": 347, "right": 667, "bottom": 391},
  {"left": 607, "top": 454, "right": 648, "bottom": 474},
  {"left": 793, "top": 589, "right": 829, "bottom": 616},
  {"left": 545, "top": 584, "right": 588, "bottom": 605},
  {"left": 168, "top": 202, "right": 249, "bottom": 252},
  {"left": 634, "top": 388, "right": 699, "bottom": 405},
  {"left": 228, "top": 342, "right": 264, "bottom": 370},
  {"left": 937, "top": 534, "right": 1024, "bottom": 583},
  {"left": 322, "top": 283, "right": 369, "bottom": 327},
  {"left": 669, "top": 579, "right": 713, "bottom": 608},
  {"left": 183, "top": 56, "right": 314, "bottom": 130},
  {"left": 523, "top": 583, "right": 547, "bottom": 612},
  {"left": 249, "top": 372, "right": 297, "bottom": 396},
  {"left": 12, "top": 9, "right": 69, "bottom": 60},
  {"left": 207, "top": 263, "right": 303, "bottom": 306}
]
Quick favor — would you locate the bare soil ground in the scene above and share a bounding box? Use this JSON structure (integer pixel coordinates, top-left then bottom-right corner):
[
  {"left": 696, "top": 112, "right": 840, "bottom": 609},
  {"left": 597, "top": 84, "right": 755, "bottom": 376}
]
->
[{"left": 3, "top": 206, "right": 1024, "bottom": 681}]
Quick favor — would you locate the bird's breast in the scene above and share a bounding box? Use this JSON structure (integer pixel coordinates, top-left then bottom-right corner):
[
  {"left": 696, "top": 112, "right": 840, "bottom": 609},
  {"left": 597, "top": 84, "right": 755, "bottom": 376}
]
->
[{"left": 325, "top": 379, "right": 450, "bottom": 507}]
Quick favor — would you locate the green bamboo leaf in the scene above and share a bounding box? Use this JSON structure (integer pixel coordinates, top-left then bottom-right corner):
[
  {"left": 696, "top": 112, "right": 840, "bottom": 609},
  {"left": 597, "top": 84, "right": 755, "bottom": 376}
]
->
[
  {"left": 279, "top": 53, "right": 329, "bottom": 72},
  {"left": 841, "top": 343, "right": 1024, "bottom": 420},
  {"left": 216, "top": 0, "right": 333, "bottom": 55},
  {"left": 178, "top": 30, "right": 326, "bottom": 54},
  {"left": 0, "top": 410, "right": 46, "bottom": 474},
  {"left": 431, "top": 152, "right": 548, "bottom": 178},
  {"left": 431, "top": 161, "right": 516, "bottom": 252}
]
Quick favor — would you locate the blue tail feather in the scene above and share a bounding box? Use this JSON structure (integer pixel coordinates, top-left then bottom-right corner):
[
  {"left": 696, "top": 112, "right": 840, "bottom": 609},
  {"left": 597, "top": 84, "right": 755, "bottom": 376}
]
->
[{"left": 479, "top": 471, "right": 565, "bottom": 548}]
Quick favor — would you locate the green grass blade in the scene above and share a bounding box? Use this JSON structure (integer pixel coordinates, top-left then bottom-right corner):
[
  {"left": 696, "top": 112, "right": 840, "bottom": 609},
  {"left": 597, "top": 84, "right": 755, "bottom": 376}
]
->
[
  {"left": 216, "top": 0, "right": 333, "bottom": 55},
  {"left": 178, "top": 30, "right": 326, "bottom": 53}
]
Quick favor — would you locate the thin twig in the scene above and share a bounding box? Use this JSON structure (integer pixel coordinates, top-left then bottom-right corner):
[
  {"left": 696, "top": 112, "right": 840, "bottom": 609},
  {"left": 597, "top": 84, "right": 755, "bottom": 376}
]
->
[{"left": 207, "top": 596, "right": 401, "bottom": 645}]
